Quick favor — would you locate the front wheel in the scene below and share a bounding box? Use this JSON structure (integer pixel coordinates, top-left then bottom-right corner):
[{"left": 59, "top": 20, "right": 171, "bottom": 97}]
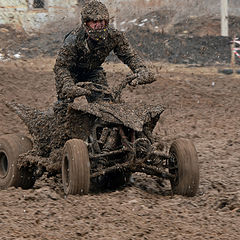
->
[
  {"left": 169, "top": 138, "right": 199, "bottom": 197},
  {"left": 62, "top": 139, "right": 90, "bottom": 195},
  {"left": 0, "top": 134, "right": 35, "bottom": 189}
]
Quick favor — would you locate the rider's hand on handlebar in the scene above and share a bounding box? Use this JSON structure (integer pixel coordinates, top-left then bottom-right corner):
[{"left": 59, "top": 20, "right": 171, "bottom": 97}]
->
[
  {"left": 63, "top": 84, "right": 91, "bottom": 98},
  {"left": 73, "top": 86, "right": 91, "bottom": 97},
  {"left": 77, "top": 82, "right": 105, "bottom": 93},
  {"left": 129, "top": 67, "right": 156, "bottom": 86}
]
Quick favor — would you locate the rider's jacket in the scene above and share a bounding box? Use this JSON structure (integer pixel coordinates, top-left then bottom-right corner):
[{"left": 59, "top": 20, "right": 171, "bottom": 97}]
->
[{"left": 54, "top": 26, "right": 146, "bottom": 101}]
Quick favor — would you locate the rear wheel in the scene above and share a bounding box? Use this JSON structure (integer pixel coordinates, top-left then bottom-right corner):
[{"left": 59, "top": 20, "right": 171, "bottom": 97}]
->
[
  {"left": 169, "top": 138, "right": 199, "bottom": 197},
  {"left": 62, "top": 139, "right": 90, "bottom": 195},
  {"left": 0, "top": 134, "right": 35, "bottom": 189}
]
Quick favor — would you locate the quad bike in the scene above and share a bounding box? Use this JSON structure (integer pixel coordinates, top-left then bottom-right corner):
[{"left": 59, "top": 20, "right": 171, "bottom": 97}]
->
[{"left": 0, "top": 74, "right": 199, "bottom": 197}]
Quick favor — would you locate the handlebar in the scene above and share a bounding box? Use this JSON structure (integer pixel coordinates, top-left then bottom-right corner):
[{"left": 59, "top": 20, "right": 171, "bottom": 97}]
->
[
  {"left": 76, "top": 73, "right": 138, "bottom": 103},
  {"left": 111, "top": 73, "right": 138, "bottom": 102}
]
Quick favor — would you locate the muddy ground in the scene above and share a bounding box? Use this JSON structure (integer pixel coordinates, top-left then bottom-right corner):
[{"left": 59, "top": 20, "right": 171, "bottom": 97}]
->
[
  {"left": 0, "top": 9, "right": 240, "bottom": 239},
  {"left": 0, "top": 56, "right": 240, "bottom": 239}
]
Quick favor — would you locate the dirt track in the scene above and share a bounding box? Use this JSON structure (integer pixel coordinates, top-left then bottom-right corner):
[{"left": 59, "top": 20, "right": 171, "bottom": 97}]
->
[{"left": 0, "top": 57, "right": 239, "bottom": 239}]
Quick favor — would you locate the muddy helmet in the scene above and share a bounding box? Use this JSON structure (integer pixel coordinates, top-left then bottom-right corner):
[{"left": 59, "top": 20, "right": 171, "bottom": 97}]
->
[{"left": 81, "top": 0, "right": 109, "bottom": 41}]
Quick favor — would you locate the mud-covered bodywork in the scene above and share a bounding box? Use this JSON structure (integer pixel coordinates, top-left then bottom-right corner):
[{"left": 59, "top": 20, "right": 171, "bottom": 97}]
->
[
  {"left": 6, "top": 97, "right": 164, "bottom": 171},
  {"left": 70, "top": 101, "right": 164, "bottom": 133},
  {"left": 6, "top": 98, "right": 164, "bottom": 151}
]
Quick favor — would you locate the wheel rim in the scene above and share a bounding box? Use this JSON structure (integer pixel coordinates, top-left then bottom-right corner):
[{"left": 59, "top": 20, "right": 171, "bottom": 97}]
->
[
  {"left": 0, "top": 151, "right": 8, "bottom": 178},
  {"left": 63, "top": 155, "right": 70, "bottom": 188}
]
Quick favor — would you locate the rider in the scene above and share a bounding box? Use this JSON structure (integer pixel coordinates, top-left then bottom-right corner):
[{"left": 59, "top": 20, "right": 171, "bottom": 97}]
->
[{"left": 53, "top": 0, "right": 155, "bottom": 104}]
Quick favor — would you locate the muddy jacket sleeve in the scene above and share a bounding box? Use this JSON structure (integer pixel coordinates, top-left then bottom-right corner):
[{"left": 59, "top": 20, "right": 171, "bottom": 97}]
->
[
  {"left": 113, "top": 31, "right": 146, "bottom": 73},
  {"left": 54, "top": 34, "right": 80, "bottom": 100},
  {"left": 113, "top": 31, "right": 155, "bottom": 84}
]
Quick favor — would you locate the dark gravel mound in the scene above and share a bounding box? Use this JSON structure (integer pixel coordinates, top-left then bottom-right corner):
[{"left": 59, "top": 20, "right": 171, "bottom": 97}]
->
[
  {"left": 171, "top": 15, "right": 240, "bottom": 37},
  {"left": 1, "top": 13, "right": 240, "bottom": 66},
  {"left": 126, "top": 28, "right": 234, "bottom": 65}
]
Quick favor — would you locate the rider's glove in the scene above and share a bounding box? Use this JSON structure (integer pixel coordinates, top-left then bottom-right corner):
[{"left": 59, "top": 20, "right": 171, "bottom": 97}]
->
[
  {"left": 63, "top": 83, "right": 91, "bottom": 99},
  {"left": 130, "top": 67, "right": 156, "bottom": 86}
]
